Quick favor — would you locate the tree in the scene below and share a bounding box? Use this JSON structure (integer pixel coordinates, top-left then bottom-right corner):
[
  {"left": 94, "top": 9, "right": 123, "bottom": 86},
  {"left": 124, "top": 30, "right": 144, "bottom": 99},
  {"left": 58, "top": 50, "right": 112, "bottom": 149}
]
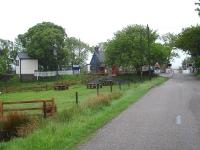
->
[
  {"left": 151, "top": 43, "right": 171, "bottom": 65},
  {"left": 65, "top": 37, "right": 91, "bottom": 66},
  {"left": 105, "top": 24, "right": 158, "bottom": 70},
  {"left": 161, "top": 33, "right": 179, "bottom": 61},
  {"left": 0, "top": 39, "right": 13, "bottom": 74},
  {"left": 19, "top": 22, "right": 67, "bottom": 71},
  {"left": 176, "top": 25, "right": 200, "bottom": 69},
  {"left": 176, "top": 25, "right": 200, "bottom": 56},
  {"left": 161, "top": 33, "right": 177, "bottom": 48},
  {"left": 0, "top": 54, "right": 8, "bottom": 74},
  {"left": 195, "top": 0, "right": 200, "bottom": 16}
]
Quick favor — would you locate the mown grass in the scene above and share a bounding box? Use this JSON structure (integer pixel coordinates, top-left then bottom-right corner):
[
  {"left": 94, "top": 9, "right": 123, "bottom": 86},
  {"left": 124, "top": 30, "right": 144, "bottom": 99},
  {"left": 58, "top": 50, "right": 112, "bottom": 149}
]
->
[
  {"left": 0, "top": 83, "right": 125, "bottom": 112},
  {"left": 0, "top": 74, "right": 90, "bottom": 93},
  {"left": 0, "top": 77, "right": 167, "bottom": 150}
]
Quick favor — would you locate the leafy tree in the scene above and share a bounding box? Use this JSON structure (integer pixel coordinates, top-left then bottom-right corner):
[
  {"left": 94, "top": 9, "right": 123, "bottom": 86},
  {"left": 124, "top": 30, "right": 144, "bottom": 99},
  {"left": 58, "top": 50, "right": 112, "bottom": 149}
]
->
[
  {"left": 0, "top": 53, "right": 8, "bottom": 74},
  {"left": 161, "top": 33, "right": 179, "bottom": 61},
  {"left": 161, "top": 33, "right": 177, "bottom": 48},
  {"left": 195, "top": 0, "right": 200, "bottom": 16},
  {"left": 176, "top": 25, "right": 200, "bottom": 69},
  {"left": 19, "top": 22, "right": 67, "bottom": 71},
  {"left": 65, "top": 37, "right": 91, "bottom": 66},
  {"left": 105, "top": 24, "right": 158, "bottom": 70},
  {"left": 10, "top": 38, "right": 25, "bottom": 60},
  {"left": 151, "top": 43, "right": 171, "bottom": 65},
  {"left": 176, "top": 25, "right": 200, "bottom": 56},
  {"left": 0, "top": 39, "right": 13, "bottom": 74}
]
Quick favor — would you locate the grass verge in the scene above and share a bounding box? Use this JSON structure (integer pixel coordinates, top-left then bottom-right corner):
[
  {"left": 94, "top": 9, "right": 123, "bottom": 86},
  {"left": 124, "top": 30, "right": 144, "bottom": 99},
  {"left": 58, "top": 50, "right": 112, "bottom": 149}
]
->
[{"left": 0, "top": 77, "right": 167, "bottom": 150}]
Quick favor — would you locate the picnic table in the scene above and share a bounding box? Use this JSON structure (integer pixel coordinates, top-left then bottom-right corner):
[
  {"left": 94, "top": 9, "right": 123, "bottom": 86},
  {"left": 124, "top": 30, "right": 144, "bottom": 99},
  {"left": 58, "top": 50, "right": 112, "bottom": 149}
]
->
[
  {"left": 101, "top": 79, "right": 113, "bottom": 86},
  {"left": 87, "top": 80, "right": 102, "bottom": 89},
  {"left": 54, "top": 82, "right": 69, "bottom": 90}
]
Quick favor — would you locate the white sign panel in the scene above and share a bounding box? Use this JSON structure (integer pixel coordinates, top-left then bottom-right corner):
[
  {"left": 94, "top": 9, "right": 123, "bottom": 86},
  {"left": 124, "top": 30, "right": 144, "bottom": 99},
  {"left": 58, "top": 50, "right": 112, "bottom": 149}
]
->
[{"left": 142, "top": 66, "right": 149, "bottom": 72}]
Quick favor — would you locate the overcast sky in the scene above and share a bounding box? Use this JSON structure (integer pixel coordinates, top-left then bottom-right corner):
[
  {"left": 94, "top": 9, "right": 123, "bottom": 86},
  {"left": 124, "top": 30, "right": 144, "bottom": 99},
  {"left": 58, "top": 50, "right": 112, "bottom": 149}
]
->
[{"left": 0, "top": 0, "right": 199, "bottom": 67}]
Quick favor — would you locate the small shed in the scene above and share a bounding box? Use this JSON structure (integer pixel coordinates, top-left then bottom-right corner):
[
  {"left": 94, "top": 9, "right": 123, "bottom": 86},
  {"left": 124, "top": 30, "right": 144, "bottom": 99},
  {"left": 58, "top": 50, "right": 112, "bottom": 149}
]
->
[
  {"left": 90, "top": 47, "right": 105, "bottom": 73},
  {"left": 16, "top": 52, "right": 38, "bottom": 81}
]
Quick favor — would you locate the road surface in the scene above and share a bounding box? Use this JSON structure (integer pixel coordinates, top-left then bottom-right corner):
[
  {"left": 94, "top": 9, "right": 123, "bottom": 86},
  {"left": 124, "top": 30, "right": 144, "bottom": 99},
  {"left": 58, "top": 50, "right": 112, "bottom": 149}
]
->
[{"left": 77, "top": 73, "right": 200, "bottom": 150}]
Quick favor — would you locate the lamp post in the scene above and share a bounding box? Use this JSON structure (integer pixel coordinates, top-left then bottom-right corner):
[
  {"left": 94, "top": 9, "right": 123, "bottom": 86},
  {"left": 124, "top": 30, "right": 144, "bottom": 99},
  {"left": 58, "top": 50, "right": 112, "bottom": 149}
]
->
[{"left": 53, "top": 44, "right": 58, "bottom": 79}]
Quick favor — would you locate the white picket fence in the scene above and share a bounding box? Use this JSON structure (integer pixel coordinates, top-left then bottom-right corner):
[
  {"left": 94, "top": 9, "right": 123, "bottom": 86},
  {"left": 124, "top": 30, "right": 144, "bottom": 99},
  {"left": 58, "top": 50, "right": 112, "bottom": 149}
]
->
[{"left": 34, "top": 70, "right": 74, "bottom": 78}]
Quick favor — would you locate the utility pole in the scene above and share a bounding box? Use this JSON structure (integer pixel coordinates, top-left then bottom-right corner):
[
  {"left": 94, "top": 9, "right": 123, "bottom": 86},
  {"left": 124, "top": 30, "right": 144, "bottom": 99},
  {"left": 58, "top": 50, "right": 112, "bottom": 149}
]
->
[
  {"left": 147, "top": 24, "right": 151, "bottom": 80},
  {"left": 140, "top": 29, "right": 143, "bottom": 81},
  {"left": 53, "top": 44, "right": 58, "bottom": 79}
]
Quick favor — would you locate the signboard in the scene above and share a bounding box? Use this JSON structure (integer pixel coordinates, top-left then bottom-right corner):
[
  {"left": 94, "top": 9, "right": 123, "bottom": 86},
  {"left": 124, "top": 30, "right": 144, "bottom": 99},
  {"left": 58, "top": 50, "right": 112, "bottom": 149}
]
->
[
  {"left": 142, "top": 66, "right": 149, "bottom": 72},
  {"left": 72, "top": 65, "right": 80, "bottom": 71}
]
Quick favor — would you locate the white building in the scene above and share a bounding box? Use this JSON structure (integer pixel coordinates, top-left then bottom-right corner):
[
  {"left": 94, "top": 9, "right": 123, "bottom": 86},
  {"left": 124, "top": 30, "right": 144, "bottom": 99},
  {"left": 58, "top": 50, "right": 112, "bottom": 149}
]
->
[{"left": 16, "top": 52, "right": 38, "bottom": 81}]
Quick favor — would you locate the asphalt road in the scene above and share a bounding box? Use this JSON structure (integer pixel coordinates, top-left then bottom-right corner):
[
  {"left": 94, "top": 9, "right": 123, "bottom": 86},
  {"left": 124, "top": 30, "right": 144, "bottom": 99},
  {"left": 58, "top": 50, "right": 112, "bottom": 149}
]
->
[{"left": 77, "top": 73, "right": 200, "bottom": 150}]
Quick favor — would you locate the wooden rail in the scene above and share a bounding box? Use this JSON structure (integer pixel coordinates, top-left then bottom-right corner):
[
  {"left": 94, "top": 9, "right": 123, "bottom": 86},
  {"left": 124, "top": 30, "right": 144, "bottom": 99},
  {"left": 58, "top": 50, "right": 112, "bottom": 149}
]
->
[{"left": 0, "top": 98, "right": 56, "bottom": 119}]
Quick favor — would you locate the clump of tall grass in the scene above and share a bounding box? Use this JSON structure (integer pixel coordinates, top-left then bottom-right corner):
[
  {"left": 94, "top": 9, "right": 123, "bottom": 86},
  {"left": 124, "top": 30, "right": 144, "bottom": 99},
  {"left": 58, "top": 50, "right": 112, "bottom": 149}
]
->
[
  {"left": 58, "top": 106, "right": 83, "bottom": 122},
  {"left": 86, "top": 94, "right": 111, "bottom": 109},
  {"left": 110, "top": 92, "right": 123, "bottom": 100},
  {"left": 0, "top": 112, "right": 38, "bottom": 141},
  {"left": 57, "top": 92, "right": 123, "bottom": 122},
  {"left": 85, "top": 92, "right": 123, "bottom": 109}
]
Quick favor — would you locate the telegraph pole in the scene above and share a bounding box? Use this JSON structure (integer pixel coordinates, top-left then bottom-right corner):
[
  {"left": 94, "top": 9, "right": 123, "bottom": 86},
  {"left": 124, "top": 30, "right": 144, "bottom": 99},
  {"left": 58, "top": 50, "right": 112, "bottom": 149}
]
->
[{"left": 147, "top": 24, "right": 151, "bottom": 80}]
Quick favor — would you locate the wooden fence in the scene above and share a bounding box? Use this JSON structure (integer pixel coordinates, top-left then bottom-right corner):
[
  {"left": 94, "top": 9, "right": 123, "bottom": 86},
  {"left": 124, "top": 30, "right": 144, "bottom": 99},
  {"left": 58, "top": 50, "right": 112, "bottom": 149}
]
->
[{"left": 0, "top": 98, "right": 56, "bottom": 119}]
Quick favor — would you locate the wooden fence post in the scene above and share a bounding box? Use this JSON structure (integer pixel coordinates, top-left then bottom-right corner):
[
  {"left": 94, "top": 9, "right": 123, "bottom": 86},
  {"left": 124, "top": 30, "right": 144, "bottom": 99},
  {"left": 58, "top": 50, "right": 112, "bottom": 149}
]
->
[
  {"left": 0, "top": 101, "right": 3, "bottom": 119},
  {"left": 43, "top": 101, "right": 47, "bottom": 118},
  {"left": 75, "top": 92, "right": 79, "bottom": 105},
  {"left": 97, "top": 84, "right": 99, "bottom": 95},
  {"left": 51, "top": 98, "right": 56, "bottom": 115},
  {"left": 110, "top": 84, "right": 113, "bottom": 93},
  {"left": 119, "top": 82, "right": 121, "bottom": 90},
  {"left": 128, "top": 82, "right": 130, "bottom": 88}
]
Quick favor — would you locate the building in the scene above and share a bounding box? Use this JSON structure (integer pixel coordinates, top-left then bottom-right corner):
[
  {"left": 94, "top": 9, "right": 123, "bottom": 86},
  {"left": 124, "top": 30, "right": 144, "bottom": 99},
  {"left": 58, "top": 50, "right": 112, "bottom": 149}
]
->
[
  {"left": 16, "top": 52, "right": 38, "bottom": 81},
  {"left": 90, "top": 47, "right": 105, "bottom": 73}
]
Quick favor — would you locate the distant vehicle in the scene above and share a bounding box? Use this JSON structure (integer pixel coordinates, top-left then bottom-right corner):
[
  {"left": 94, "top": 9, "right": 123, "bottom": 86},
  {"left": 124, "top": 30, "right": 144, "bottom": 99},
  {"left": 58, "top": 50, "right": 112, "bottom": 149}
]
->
[
  {"left": 154, "top": 62, "right": 160, "bottom": 75},
  {"left": 154, "top": 69, "right": 160, "bottom": 75}
]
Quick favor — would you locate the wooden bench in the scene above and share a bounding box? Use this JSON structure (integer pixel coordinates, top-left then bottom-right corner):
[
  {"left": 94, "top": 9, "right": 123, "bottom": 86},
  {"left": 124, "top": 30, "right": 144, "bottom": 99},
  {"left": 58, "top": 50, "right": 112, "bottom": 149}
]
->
[{"left": 0, "top": 98, "right": 56, "bottom": 119}]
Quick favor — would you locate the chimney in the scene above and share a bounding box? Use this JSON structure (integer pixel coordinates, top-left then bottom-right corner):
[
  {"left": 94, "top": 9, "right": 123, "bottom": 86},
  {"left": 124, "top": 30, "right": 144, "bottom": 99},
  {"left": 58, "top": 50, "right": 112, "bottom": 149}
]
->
[{"left": 95, "top": 46, "right": 99, "bottom": 53}]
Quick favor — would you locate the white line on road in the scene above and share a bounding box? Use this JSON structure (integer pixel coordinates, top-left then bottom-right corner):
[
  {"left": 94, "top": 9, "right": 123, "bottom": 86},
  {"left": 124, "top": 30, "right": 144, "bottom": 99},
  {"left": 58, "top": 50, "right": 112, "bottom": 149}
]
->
[{"left": 176, "top": 115, "right": 182, "bottom": 125}]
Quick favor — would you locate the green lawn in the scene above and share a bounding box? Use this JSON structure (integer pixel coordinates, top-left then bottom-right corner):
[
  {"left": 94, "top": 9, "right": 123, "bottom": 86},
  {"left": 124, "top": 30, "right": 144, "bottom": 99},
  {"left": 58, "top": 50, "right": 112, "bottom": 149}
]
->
[
  {"left": 0, "top": 84, "right": 126, "bottom": 112},
  {"left": 0, "top": 76, "right": 167, "bottom": 150},
  {"left": 0, "top": 74, "right": 90, "bottom": 93}
]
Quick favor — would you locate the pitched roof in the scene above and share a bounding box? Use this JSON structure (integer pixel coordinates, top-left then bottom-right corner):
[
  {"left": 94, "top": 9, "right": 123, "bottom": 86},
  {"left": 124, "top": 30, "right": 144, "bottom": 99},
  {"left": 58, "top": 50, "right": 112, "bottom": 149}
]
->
[
  {"left": 17, "top": 52, "right": 32, "bottom": 59},
  {"left": 95, "top": 50, "right": 104, "bottom": 63}
]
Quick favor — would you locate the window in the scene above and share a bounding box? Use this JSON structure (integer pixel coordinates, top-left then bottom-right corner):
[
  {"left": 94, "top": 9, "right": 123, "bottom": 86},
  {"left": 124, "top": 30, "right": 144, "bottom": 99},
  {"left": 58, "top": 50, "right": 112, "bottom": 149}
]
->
[{"left": 16, "top": 60, "right": 19, "bottom": 66}]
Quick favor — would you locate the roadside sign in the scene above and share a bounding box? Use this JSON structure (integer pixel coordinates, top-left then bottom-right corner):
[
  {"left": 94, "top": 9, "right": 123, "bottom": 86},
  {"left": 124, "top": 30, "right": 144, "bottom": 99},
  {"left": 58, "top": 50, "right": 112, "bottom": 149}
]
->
[
  {"left": 72, "top": 65, "right": 80, "bottom": 71},
  {"left": 142, "top": 66, "right": 149, "bottom": 72}
]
